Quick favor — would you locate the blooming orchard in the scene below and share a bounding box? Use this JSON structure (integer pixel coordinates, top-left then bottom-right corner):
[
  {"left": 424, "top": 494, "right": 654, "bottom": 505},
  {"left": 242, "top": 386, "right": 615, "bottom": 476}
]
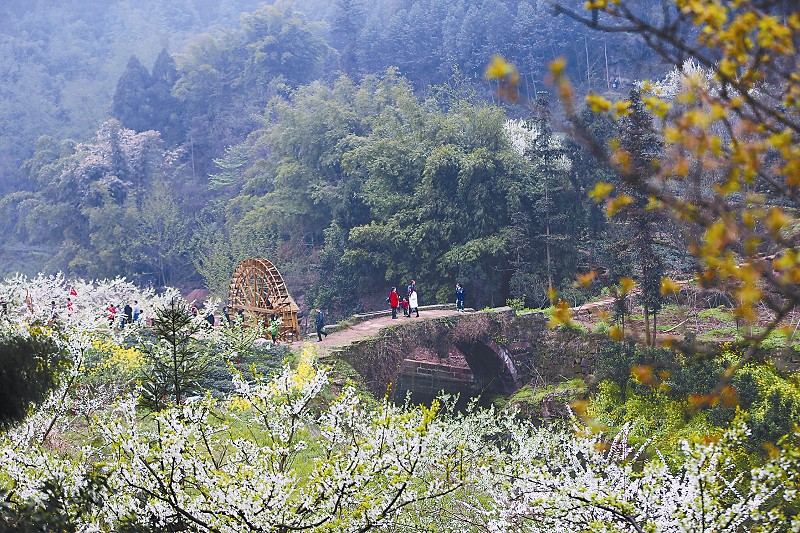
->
[{"left": 0, "top": 276, "right": 797, "bottom": 531}]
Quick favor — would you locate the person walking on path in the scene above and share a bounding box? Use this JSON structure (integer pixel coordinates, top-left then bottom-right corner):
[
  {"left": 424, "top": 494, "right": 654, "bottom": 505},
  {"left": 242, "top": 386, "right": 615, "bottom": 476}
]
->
[
  {"left": 406, "top": 280, "right": 416, "bottom": 298},
  {"left": 315, "top": 308, "right": 329, "bottom": 342},
  {"left": 388, "top": 287, "right": 399, "bottom": 319},
  {"left": 408, "top": 289, "right": 419, "bottom": 317},
  {"left": 401, "top": 297, "right": 409, "bottom": 317},
  {"left": 455, "top": 283, "right": 465, "bottom": 312}
]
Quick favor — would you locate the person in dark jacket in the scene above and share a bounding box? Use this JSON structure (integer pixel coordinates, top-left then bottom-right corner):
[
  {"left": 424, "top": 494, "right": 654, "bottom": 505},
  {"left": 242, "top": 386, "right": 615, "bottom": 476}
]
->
[
  {"left": 315, "top": 308, "right": 328, "bottom": 342},
  {"left": 389, "top": 287, "right": 399, "bottom": 319},
  {"left": 455, "top": 283, "right": 465, "bottom": 312},
  {"left": 123, "top": 302, "right": 133, "bottom": 327},
  {"left": 406, "top": 279, "right": 416, "bottom": 297}
]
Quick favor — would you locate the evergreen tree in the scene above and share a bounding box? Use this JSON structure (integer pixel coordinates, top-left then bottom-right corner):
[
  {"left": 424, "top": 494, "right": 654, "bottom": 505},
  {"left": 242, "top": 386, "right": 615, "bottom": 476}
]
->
[
  {"left": 148, "top": 48, "right": 184, "bottom": 145},
  {"left": 140, "top": 298, "right": 209, "bottom": 411},
  {"left": 506, "top": 99, "right": 587, "bottom": 307},
  {"left": 112, "top": 56, "right": 153, "bottom": 133},
  {"left": 331, "top": 0, "right": 363, "bottom": 75},
  {"left": 619, "top": 91, "right": 665, "bottom": 345}
]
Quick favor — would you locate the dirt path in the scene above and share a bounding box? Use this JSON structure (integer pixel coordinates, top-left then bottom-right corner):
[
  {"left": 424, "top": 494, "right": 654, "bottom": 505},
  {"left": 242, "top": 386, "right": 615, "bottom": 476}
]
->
[
  {"left": 570, "top": 279, "right": 693, "bottom": 315},
  {"left": 298, "top": 309, "right": 464, "bottom": 356},
  {"left": 572, "top": 298, "right": 616, "bottom": 315}
]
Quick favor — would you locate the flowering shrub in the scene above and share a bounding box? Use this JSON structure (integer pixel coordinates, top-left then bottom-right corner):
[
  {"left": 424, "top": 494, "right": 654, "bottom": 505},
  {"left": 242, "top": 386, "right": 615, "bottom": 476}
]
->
[
  {"left": 2, "top": 356, "right": 798, "bottom": 531},
  {"left": 477, "top": 419, "right": 798, "bottom": 532},
  {"left": 85, "top": 340, "right": 145, "bottom": 385}
]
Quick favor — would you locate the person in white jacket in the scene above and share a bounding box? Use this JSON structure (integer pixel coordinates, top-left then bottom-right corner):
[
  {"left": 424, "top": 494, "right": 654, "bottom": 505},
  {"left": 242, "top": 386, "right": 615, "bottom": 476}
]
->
[{"left": 408, "top": 289, "right": 419, "bottom": 317}]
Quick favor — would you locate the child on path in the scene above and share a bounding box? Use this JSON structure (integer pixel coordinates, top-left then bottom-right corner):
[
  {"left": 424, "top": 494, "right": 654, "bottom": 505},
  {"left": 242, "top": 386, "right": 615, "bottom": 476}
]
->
[{"left": 406, "top": 280, "right": 416, "bottom": 298}]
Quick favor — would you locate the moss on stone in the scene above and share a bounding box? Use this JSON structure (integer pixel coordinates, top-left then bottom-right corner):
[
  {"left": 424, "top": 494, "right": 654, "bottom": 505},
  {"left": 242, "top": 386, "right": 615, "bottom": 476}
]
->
[{"left": 503, "top": 378, "right": 588, "bottom": 419}]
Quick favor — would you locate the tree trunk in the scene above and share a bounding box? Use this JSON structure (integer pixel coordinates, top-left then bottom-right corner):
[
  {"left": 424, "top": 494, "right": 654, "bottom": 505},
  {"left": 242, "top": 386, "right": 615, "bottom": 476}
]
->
[
  {"left": 545, "top": 181, "right": 553, "bottom": 295},
  {"left": 584, "top": 36, "right": 591, "bottom": 87},
  {"left": 652, "top": 311, "right": 657, "bottom": 346}
]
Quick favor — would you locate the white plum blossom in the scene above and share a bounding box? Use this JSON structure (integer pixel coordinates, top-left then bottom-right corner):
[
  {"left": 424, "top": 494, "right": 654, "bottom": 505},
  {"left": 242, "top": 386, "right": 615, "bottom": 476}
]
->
[
  {"left": 0, "top": 277, "right": 797, "bottom": 532},
  {"left": 504, "top": 119, "right": 571, "bottom": 171},
  {"left": 641, "top": 59, "right": 716, "bottom": 100}
]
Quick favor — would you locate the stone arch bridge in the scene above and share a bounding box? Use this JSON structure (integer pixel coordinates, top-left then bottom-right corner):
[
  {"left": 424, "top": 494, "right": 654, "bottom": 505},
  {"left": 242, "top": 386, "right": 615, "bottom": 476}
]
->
[{"left": 324, "top": 308, "right": 605, "bottom": 404}]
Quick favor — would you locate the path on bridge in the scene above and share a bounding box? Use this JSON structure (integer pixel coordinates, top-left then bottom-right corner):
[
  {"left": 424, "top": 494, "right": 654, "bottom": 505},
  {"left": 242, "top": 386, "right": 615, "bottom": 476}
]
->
[
  {"left": 299, "top": 284, "right": 680, "bottom": 356},
  {"left": 299, "top": 296, "right": 612, "bottom": 357},
  {"left": 300, "top": 308, "right": 464, "bottom": 356}
]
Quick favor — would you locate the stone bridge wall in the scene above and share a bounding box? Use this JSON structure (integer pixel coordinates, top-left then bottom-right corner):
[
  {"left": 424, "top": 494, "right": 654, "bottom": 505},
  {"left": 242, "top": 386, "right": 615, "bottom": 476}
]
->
[{"left": 338, "top": 309, "right": 607, "bottom": 400}]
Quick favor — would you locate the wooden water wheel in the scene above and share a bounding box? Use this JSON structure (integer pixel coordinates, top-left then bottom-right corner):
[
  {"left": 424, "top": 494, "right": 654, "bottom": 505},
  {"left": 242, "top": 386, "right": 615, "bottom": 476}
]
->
[{"left": 227, "top": 258, "right": 301, "bottom": 342}]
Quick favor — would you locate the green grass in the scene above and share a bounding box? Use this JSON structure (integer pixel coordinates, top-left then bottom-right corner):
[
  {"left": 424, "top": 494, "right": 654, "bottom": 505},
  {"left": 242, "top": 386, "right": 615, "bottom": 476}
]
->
[{"left": 697, "top": 307, "right": 735, "bottom": 320}]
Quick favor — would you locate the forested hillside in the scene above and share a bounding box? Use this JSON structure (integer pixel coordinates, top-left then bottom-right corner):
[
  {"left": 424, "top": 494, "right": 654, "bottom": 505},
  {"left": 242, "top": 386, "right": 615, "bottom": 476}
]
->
[{"left": 0, "top": 0, "right": 670, "bottom": 316}]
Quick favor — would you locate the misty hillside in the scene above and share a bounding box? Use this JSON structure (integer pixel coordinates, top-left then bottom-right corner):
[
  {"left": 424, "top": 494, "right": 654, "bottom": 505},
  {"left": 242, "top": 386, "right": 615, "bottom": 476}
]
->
[{"left": 0, "top": 0, "right": 669, "bottom": 316}]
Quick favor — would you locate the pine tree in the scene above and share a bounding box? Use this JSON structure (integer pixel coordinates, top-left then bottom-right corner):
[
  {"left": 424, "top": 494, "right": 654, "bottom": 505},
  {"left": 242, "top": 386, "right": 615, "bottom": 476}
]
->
[
  {"left": 148, "top": 48, "right": 183, "bottom": 145},
  {"left": 331, "top": 0, "right": 363, "bottom": 75},
  {"left": 619, "top": 91, "right": 665, "bottom": 345},
  {"left": 111, "top": 56, "right": 152, "bottom": 134},
  {"left": 140, "top": 299, "right": 209, "bottom": 411}
]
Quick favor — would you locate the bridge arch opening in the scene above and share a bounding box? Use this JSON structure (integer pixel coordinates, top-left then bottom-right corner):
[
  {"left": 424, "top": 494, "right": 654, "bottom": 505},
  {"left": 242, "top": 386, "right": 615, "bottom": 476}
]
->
[
  {"left": 391, "top": 338, "right": 521, "bottom": 407},
  {"left": 457, "top": 336, "right": 520, "bottom": 395}
]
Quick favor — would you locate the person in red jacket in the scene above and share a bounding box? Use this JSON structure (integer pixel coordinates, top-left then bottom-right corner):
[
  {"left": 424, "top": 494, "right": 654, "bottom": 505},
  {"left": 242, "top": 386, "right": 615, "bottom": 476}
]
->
[{"left": 388, "top": 287, "right": 400, "bottom": 319}]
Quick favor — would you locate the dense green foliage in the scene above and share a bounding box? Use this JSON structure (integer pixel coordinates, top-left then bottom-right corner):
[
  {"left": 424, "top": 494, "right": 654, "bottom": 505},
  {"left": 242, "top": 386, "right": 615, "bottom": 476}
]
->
[
  {"left": 208, "top": 73, "right": 594, "bottom": 314},
  {"left": 6, "top": 67, "right": 629, "bottom": 315},
  {"left": 591, "top": 340, "right": 800, "bottom": 453},
  {"left": 0, "top": 330, "right": 67, "bottom": 427},
  {"left": 0, "top": 0, "right": 269, "bottom": 195}
]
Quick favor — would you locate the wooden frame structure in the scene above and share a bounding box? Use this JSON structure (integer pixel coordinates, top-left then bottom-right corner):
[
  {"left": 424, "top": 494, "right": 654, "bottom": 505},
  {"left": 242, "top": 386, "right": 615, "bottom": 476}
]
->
[{"left": 227, "top": 258, "right": 301, "bottom": 342}]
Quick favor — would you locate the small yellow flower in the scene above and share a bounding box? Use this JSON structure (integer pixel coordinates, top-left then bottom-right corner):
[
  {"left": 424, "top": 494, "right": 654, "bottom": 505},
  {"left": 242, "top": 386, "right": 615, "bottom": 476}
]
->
[{"left": 228, "top": 396, "right": 252, "bottom": 412}]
